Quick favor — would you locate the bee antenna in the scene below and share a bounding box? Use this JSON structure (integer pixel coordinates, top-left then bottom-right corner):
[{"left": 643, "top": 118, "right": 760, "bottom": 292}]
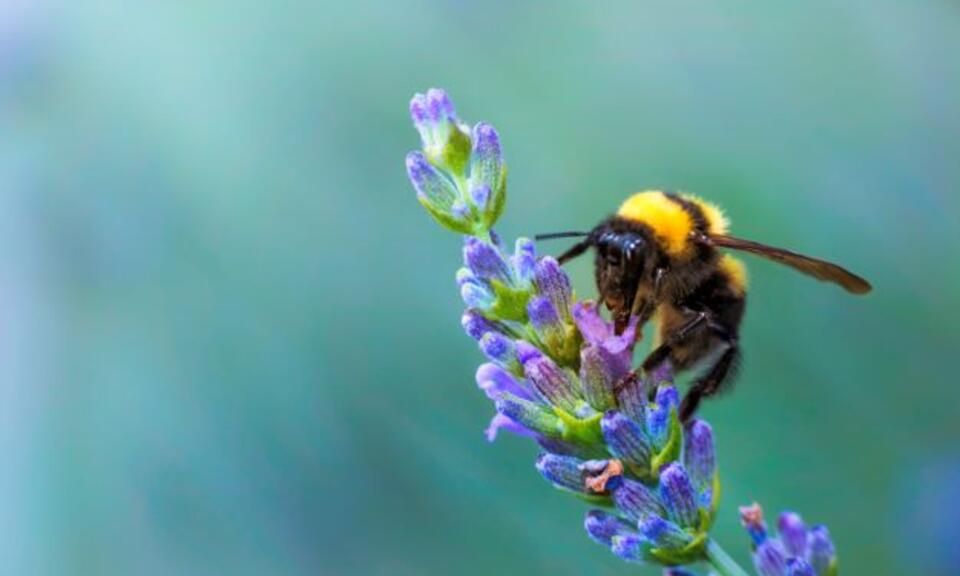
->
[{"left": 534, "top": 231, "right": 591, "bottom": 241}]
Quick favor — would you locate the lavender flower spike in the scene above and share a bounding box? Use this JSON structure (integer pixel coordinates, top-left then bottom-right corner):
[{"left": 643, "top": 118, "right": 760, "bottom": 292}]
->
[
  {"left": 407, "top": 88, "right": 842, "bottom": 576},
  {"left": 741, "top": 504, "right": 838, "bottom": 576},
  {"left": 406, "top": 89, "right": 507, "bottom": 234}
]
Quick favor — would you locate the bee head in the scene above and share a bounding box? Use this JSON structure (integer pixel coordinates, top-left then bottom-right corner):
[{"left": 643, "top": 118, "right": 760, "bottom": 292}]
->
[
  {"left": 593, "top": 226, "right": 650, "bottom": 320},
  {"left": 536, "top": 221, "right": 653, "bottom": 327}
]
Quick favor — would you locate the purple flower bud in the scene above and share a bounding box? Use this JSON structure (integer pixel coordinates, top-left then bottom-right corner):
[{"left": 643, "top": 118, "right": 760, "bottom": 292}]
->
[
  {"left": 450, "top": 199, "right": 471, "bottom": 220},
  {"left": 580, "top": 346, "right": 620, "bottom": 411},
  {"left": 515, "top": 340, "right": 543, "bottom": 365},
  {"left": 464, "top": 237, "right": 513, "bottom": 285},
  {"left": 663, "top": 569, "right": 699, "bottom": 576},
  {"left": 777, "top": 512, "right": 808, "bottom": 558},
  {"left": 601, "top": 411, "right": 652, "bottom": 468},
  {"left": 406, "top": 151, "right": 457, "bottom": 209},
  {"left": 484, "top": 413, "right": 536, "bottom": 442},
  {"left": 615, "top": 371, "right": 649, "bottom": 423},
  {"left": 460, "top": 281, "right": 493, "bottom": 309},
  {"left": 638, "top": 516, "right": 692, "bottom": 550},
  {"left": 523, "top": 355, "right": 582, "bottom": 413},
  {"left": 646, "top": 386, "right": 680, "bottom": 448},
  {"left": 786, "top": 559, "right": 815, "bottom": 576},
  {"left": 528, "top": 296, "right": 563, "bottom": 331},
  {"left": 611, "top": 534, "right": 650, "bottom": 563},
  {"left": 534, "top": 257, "right": 572, "bottom": 320},
  {"left": 425, "top": 88, "right": 456, "bottom": 123},
  {"left": 470, "top": 122, "right": 503, "bottom": 195},
  {"left": 753, "top": 539, "right": 787, "bottom": 576},
  {"left": 584, "top": 510, "right": 637, "bottom": 547},
  {"left": 536, "top": 453, "right": 587, "bottom": 492},
  {"left": 495, "top": 393, "right": 562, "bottom": 437},
  {"left": 409, "top": 93, "right": 428, "bottom": 124},
  {"left": 479, "top": 332, "right": 518, "bottom": 370},
  {"left": 683, "top": 419, "right": 716, "bottom": 494},
  {"left": 469, "top": 184, "right": 491, "bottom": 211},
  {"left": 808, "top": 525, "right": 836, "bottom": 576},
  {"left": 512, "top": 238, "right": 536, "bottom": 284},
  {"left": 659, "top": 463, "right": 700, "bottom": 528},
  {"left": 527, "top": 296, "right": 565, "bottom": 348},
  {"left": 476, "top": 363, "right": 529, "bottom": 401},
  {"left": 461, "top": 309, "right": 504, "bottom": 341},
  {"left": 611, "top": 477, "right": 665, "bottom": 523}
]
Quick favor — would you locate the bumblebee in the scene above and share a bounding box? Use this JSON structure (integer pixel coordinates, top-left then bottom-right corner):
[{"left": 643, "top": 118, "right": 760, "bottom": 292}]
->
[{"left": 538, "top": 190, "right": 871, "bottom": 420}]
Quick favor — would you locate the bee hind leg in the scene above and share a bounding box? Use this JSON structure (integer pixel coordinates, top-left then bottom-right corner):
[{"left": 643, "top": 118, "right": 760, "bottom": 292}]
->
[{"left": 679, "top": 338, "right": 740, "bottom": 422}]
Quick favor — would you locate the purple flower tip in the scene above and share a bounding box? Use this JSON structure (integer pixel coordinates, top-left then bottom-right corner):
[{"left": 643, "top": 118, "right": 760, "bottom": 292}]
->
[
  {"left": 753, "top": 539, "right": 787, "bottom": 576},
  {"left": 425, "top": 88, "right": 456, "bottom": 122},
  {"left": 786, "top": 558, "right": 816, "bottom": 576},
  {"left": 472, "top": 122, "right": 501, "bottom": 155},
  {"left": 536, "top": 453, "right": 587, "bottom": 493},
  {"left": 484, "top": 413, "right": 534, "bottom": 442},
  {"left": 658, "top": 463, "right": 700, "bottom": 528},
  {"left": 600, "top": 410, "right": 651, "bottom": 467},
  {"left": 683, "top": 419, "right": 716, "bottom": 492},
  {"left": 808, "top": 525, "right": 836, "bottom": 575},
  {"left": 584, "top": 510, "right": 636, "bottom": 547},
  {"left": 527, "top": 295, "right": 561, "bottom": 331},
  {"left": 461, "top": 309, "right": 500, "bottom": 341},
  {"left": 638, "top": 515, "right": 692, "bottom": 549},
  {"left": 479, "top": 332, "right": 516, "bottom": 366},
  {"left": 470, "top": 184, "right": 491, "bottom": 210},
  {"left": 611, "top": 534, "right": 647, "bottom": 563},
  {"left": 533, "top": 257, "right": 572, "bottom": 317},
  {"left": 777, "top": 511, "right": 808, "bottom": 558},
  {"left": 514, "top": 340, "right": 542, "bottom": 366},
  {"left": 476, "top": 363, "right": 528, "bottom": 401},
  {"left": 464, "top": 237, "right": 512, "bottom": 285},
  {"left": 655, "top": 385, "right": 680, "bottom": 410},
  {"left": 610, "top": 476, "right": 664, "bottom": 522},
  {"left": 409, "top": 93, "right": 428, "bottom": 124}
]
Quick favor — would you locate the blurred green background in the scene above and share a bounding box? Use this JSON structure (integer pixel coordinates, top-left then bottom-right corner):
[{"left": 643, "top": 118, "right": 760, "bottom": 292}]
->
[{"left": 2, "top": 1, "right": 959, "bottom": 575}]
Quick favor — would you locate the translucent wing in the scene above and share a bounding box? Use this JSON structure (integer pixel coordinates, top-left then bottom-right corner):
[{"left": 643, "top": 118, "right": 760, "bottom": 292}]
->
[{"left": 707, "top": 234, "right": 872, "bottom": 294}]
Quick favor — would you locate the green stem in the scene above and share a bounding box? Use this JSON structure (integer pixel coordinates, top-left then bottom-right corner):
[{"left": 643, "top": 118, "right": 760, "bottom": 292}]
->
[{"left": 705, "top": 539, "right": 751, "bottom": 576}]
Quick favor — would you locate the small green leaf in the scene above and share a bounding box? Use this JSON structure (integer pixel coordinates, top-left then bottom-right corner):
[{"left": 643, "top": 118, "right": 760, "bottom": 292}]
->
[
  {"left": 488, "top": 279, "right": 532, "bottom": 322},
  {"left": 648, "top": 532, "right": 708, "bottom": 566},
  {"left": 557, "top": 409, "right": 604, "bottom": 447},
  {"left": 417, "top": 196, "right": 474, "bottom": 234},
  {"left": 481, "top": 166, "right": 508, "bottom": 231},
  {"left": 434, "top": 126, "right": 472, "bottom": 176}
]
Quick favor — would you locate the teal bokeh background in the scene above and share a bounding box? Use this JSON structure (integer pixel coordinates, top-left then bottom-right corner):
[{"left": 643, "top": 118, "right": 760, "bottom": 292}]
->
[{"left": 2, "top": 2, "right": 959, "bottom": 575}]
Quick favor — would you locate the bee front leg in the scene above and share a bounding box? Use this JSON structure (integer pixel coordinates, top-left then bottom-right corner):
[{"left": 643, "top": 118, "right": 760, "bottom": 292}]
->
[
  {"left": 640, "top": 309, "right": 709, "bottom": 373},
  {"left": 630, "top": 267, "right": 666, "bottom": 321}
]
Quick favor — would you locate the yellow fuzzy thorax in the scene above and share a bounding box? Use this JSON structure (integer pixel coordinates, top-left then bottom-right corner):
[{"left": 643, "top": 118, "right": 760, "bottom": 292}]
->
[
  {"left": 617, "top": 191, "right": 694, "bottom": 256},
  {"left": 719, "top": 254, "right": 748, "bottom": 294},
  {"left": 682, "top": 194, "right": 729, "bottom": 236},
  {"left": 617, "top": 191, "right": 731, "bottom": 257}
]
